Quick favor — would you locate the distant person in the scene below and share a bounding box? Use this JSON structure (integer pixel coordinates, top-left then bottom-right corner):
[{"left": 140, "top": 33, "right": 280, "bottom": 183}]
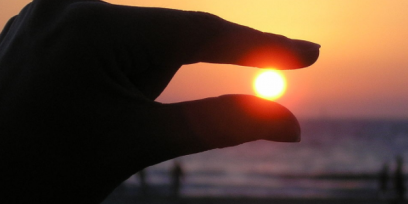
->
[
  {"left": 0, "top": 0, "right": 319, "bottom": 203},
  {"left": 394, "top": 156, "right": 406, "bottom": 202},
  {"left": 137, "top": 169, "right": 148, "bottom": 196},
  {"left": 171, "top": 160, "right": 185, "bottom": 198},
  {"left": 378, "top": 163, "right": 389, "bottom": 199}
]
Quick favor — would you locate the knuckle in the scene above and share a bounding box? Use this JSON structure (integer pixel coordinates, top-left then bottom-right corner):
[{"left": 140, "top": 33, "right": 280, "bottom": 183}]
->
[
  {"left": 187, "top": 11, "right": 225, "bottom": 26},
  {"left": 62, "top": 3, "right": 103, "bottom": 28}
]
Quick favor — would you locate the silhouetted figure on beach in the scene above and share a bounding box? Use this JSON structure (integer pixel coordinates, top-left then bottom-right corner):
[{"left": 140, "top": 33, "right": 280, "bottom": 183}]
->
[
  {"left": 394, "top": 156, "right": 406, "bottom": 202},
  {"left": 171, "top": 160, "right": 184, "bottom": 198},
  {"left": 379, "top": 163, "right": 389, "bottom": 199},
  {"left": 0, "top": 0, "right": 319, "bottom": 203},
  {"left": 137, "top": 169, "right": 148, "bottom": 196}
]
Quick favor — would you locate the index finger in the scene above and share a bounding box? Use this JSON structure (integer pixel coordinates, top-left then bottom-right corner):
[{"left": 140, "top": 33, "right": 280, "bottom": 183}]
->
[
  {"left": 194, "top": 21, "right": 321, "bottom": 69},
  {"left": 97, "top": 3, "right": 320, "bottom": 69}
]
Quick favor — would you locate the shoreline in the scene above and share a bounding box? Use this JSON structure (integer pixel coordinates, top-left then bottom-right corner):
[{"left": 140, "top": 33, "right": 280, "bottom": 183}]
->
[{"left": 103, "top": 195, "right": 405, "bottom": 204}]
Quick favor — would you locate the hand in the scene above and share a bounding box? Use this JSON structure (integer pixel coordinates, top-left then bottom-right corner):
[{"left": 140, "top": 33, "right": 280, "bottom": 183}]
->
[{"left": 0, "top": 0, "right": 320, "bottom": 203}]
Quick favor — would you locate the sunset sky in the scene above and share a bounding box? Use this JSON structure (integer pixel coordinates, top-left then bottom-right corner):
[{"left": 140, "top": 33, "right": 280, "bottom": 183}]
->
[{"left": 1, "top": 0, "right": 408, "bottom": 119}]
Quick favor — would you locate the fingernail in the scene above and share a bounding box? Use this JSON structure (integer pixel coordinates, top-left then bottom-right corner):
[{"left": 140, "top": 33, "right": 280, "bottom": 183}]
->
[{"left": 294, "top": 40, "right": 321, "bottom": 51}]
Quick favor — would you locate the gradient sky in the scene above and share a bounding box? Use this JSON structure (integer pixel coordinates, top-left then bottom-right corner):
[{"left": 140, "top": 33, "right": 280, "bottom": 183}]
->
[{"left": 1, "top": 0, "right": 408, "bottom": 119}]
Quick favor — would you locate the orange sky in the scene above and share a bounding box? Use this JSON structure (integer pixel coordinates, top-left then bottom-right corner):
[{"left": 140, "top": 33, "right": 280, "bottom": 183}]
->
[{"left": 1, "top": 1, "right": 408, "bottom": 119}]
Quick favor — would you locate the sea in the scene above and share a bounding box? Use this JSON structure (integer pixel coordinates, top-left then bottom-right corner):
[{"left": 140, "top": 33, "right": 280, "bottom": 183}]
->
[{"left": 114, "top": 119, "right": 408, "bottom": 199}]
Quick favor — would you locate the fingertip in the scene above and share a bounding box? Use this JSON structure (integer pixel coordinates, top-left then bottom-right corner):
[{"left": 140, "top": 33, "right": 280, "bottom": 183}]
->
[
  {"left": 293, "top": 40, "right": 321, "bottom": 51},
  {"left": 292, "top": 40, "right": 320, "bottom": 68},
  {"left": 285, "top": 115, "right": 301, "bottom": 143},
  {"left": 223, "top": 95, "right": 301, "bottom": 143},
  {"left": 269, "top": 101, "right": 301, "bottom": 143}
]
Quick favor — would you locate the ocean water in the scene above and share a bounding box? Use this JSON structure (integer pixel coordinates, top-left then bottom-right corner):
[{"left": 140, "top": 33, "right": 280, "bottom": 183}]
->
[{"left": 120, "top": 119, "right": 408, "bottom": 198}]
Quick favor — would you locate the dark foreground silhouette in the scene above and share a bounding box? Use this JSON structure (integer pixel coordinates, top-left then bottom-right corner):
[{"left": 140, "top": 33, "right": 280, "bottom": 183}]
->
[
  {"left": 393, "top": 156, "right": 406, "bottom": 203},
  {"left": 0, "top": 0, "right": 319, "bottom": 203},
  {"left": 171, "top": 160, "right": 184, "bottom": 198}
]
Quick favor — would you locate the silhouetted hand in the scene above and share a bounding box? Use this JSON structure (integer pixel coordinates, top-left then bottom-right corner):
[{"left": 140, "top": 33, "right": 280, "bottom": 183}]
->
[{"left": 0, "top": 0, "right": 320, "bottom": 203}]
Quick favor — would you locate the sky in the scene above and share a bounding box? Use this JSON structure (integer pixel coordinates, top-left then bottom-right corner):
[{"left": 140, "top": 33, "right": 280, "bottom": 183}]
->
[{"left": 1, "top": 0, "right": 408, "bottom": 119}]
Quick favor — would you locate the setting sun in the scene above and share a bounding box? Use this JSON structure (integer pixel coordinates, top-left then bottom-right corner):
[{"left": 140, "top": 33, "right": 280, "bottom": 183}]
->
[{"left": 253, "top": 70, "right": 286, "bottom": 100}]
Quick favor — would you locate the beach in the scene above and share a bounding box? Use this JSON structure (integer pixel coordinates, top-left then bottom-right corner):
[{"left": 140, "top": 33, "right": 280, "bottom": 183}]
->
[
  {"left": 101, "top": 180, "right": 407, "bottom": 204},
  {"left": 101, "top": 119, "right": 408, "bottom": 203},
  {"left": 102, "top": 195, "right": 403, "bottom": 204}
]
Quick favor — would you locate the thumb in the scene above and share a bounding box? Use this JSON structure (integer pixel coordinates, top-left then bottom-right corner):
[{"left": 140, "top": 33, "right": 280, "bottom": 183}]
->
[{"left": 146, "top": 95, "right": 300, "bottom": 162}]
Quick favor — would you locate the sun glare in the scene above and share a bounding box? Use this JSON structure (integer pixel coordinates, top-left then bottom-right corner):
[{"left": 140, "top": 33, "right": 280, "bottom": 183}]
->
[{"left": 253, "top": 70, "right": 286, "bottom": 100}]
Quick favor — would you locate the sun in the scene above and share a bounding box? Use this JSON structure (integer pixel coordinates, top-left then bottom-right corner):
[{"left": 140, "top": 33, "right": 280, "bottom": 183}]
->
[{"left": 253, "top": 70, "right": 286, "bottom": 100}]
